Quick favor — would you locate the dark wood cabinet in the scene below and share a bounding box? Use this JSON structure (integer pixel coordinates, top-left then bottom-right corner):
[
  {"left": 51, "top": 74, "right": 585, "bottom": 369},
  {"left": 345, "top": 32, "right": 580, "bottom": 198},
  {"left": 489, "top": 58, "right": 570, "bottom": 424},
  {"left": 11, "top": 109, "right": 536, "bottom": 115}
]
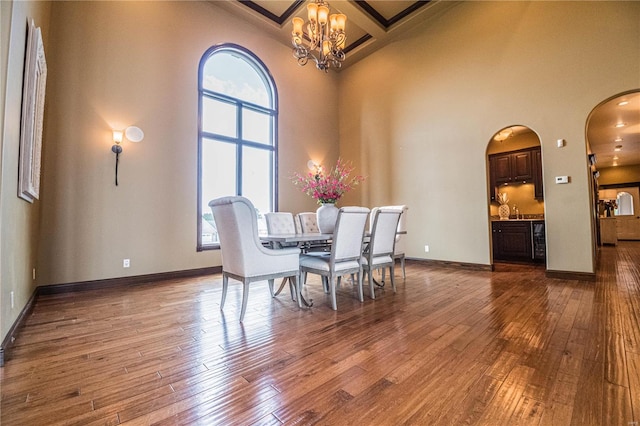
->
[
  {"left": 492, "top": 220, "right": 545, "bottom": 263},
  {"left": 492, "top": 221, "right": 532, "bottom": 261},
  {"left": 489, "top": 146, "right": 542, "bottom": 201},
  {"left": 533, "top": 148, "right": 544, "bottom": 199},
  {"left": 512, "top": 150, "right": 533, "bottom": 181},
  {"left": 492, "top": 153, "right": 513, "bottom": 185}
]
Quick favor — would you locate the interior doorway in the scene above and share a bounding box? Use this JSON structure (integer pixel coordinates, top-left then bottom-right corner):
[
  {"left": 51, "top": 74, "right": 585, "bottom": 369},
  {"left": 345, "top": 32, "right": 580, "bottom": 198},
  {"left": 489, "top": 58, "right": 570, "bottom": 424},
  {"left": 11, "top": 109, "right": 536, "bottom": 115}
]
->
[
  {"left": 586, "top": 89, "right": 640, "bottom": 248},
  {"left": 486, "top": 126, "right": 546, "bottom": 265}
]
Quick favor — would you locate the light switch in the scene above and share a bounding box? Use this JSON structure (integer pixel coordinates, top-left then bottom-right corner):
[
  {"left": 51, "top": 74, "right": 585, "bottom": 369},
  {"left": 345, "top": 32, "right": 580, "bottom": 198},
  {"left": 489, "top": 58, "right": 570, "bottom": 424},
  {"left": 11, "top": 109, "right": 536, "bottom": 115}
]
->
[
  {"left": 557, "top": 139, "right": 565, "bottom": 148},
  {"left": 555, "top": 176, "right": 569, "bottom": 184}
]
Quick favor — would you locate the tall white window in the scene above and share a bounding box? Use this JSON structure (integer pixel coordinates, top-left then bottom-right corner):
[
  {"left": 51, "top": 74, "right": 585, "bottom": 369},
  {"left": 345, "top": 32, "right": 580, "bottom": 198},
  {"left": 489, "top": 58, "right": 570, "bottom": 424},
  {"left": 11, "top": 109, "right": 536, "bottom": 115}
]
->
[{"left": 197, "top": 44, "right": 277, "bottom": 249}]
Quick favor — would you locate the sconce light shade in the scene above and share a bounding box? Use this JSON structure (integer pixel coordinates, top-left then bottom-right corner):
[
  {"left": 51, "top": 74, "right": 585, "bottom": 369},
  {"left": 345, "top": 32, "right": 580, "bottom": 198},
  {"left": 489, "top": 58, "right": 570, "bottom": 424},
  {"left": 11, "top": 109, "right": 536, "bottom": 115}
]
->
[{"left": 112, "top": 130, "right": 123, "bottom": 144}]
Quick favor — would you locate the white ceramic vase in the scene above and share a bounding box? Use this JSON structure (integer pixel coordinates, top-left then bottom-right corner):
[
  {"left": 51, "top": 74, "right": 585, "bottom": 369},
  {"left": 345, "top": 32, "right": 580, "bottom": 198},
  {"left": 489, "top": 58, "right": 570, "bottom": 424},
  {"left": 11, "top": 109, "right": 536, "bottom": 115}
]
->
[
  {"left": 498, "top": 204, "right": 510, "bottom": 220},
  {"left": 316, "top": 203, "right": 339, "bottom": 233}
]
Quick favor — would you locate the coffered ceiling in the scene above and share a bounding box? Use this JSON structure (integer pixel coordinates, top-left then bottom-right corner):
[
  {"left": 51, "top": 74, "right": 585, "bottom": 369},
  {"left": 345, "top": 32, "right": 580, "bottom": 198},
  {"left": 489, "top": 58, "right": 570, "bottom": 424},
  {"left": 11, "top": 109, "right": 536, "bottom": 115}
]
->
[{"left": 212, "top": 0, "right": 456, "bottom": 69}]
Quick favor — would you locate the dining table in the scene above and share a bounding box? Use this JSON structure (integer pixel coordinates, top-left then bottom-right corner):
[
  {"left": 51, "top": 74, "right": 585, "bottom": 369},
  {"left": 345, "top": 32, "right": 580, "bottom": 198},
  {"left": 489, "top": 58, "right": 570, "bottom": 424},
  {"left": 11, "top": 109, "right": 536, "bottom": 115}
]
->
[{"left": 260, "top": 229, "right": 407, "bottom": 307}]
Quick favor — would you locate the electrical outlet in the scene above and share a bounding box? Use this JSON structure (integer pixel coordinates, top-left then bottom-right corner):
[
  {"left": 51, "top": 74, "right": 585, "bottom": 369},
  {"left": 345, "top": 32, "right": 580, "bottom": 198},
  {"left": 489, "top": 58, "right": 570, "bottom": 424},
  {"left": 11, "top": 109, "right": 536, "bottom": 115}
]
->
[
  {"left": 424, "top": 245, "right": 430, "bottom": 253},
  {"left": 123, "top": 259, "right": 130, "bottom": 268},
  {"left": 10, "top": 291, "right": 14, "bottom": 309}
]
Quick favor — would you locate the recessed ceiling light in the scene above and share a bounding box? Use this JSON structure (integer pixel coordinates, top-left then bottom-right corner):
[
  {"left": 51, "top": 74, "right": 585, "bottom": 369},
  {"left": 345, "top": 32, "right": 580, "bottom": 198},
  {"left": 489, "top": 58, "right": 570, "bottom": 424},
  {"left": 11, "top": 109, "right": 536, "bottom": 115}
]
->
[
  {"left": 615, "top": 122, "right": 626, "bottom": 128},
  {"left": 613, "top": 162, "right": 618, "bottom": 166},
  {"left": 613, "top": 156, "right": 619, "bottom": 160},
  {"left": 617, "top": 100, "right": 629, "bottom": 106},
  {"left": 615, "top": 137, "right": 623, "bottom": 142},
  {"left": 614, "top": 145, "right": 623, "bottom": 151}
]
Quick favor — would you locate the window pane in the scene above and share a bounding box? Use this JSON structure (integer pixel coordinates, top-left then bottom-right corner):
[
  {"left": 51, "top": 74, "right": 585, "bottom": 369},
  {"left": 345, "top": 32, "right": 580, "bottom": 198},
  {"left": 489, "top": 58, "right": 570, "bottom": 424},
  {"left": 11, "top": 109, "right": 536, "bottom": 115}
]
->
[
  {"left": 202, "top": 97, "right": 236, "bottom": 138},
  {"left": 201, "top": 139, "right": 236, "bottom": 244},
  {"left": 243, "top": 108, "right": 272, "bottom": 145},
  {"left": 242, "top": 147, "right": 272, "bottom": 235},
  {"left": 202, "top": 52, "right": 271, "bottom": 108}
]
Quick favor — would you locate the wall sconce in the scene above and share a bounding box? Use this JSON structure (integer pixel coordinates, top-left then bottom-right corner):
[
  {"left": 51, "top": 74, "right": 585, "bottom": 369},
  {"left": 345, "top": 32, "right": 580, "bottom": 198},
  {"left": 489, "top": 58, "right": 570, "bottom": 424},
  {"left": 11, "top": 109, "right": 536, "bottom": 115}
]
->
[
  {"left": 110, "top": 126, "right": 144, "bottom": 186},
  {"left": 111, "top": 130, "right": 123, "bottom": 186}
]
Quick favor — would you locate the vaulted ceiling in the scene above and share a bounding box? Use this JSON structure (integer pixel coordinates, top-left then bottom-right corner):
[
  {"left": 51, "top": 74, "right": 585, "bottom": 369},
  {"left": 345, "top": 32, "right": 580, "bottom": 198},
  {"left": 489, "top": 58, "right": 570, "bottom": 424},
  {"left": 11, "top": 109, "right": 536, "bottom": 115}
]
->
[{"left": 213, "top": 1, "right": 639, "bottom": 170}]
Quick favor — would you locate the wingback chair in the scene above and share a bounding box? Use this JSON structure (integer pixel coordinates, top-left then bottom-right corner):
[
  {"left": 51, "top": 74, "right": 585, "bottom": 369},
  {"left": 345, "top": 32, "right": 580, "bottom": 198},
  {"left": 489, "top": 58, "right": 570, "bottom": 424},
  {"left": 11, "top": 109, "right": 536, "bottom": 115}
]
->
[
  {"left": 364, "top": 208, "right": 402, "bottom": 299},
  {"left": 209, "top": 197, "right": 300, "bottom": 322},
  {"left": 298, "top": 207, "right": 370, "bottom": 310}
]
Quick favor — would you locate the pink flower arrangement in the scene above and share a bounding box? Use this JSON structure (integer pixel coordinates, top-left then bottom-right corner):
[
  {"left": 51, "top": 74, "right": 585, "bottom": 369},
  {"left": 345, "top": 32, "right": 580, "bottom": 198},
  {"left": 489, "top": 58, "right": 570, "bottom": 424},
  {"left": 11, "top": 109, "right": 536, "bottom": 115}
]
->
[{"left": 290, "top": 158, "right": 366, "bottom": 204}]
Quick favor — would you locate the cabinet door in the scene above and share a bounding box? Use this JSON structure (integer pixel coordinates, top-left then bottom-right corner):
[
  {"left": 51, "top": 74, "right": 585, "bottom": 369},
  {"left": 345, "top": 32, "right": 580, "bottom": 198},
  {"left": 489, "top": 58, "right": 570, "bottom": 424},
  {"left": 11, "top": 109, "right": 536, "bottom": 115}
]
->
[
  {"left": 493, "top": 154, "right": 512, "bottom": 184},
  {"left": 512, "top": 150, "right": 533, "bottom": 182},
  {"left": 493, "top": 222, "right": 532, "bottom": 261},
  {"left": 533, "top": 148, "right": 543, "bottom": 199},
  {"left": 489, "top": 156, "right": 498, "bottom": 201},
  {"left": 492, "top": 222, "right": 503, "bottom": 258}
]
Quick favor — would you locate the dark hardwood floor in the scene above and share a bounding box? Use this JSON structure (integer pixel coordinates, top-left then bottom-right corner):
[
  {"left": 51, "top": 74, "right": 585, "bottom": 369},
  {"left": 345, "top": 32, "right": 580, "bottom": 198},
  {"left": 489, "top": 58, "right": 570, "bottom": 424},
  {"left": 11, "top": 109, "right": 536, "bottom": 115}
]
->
[{"left": 1, "top": 242, "right": 639, "bottom": 425}]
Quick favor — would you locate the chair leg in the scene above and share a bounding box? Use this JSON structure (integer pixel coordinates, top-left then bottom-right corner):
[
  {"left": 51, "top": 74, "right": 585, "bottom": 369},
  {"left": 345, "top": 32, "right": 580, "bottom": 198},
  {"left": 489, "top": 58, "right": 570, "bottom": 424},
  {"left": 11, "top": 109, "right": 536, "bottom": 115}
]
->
[
  {"left": 401, "top": 256, "right": 406, "bottom": 279},
  {"left": 294, "top": 274, "right": 303, "bottom": 308},
  {"left": 322, "top": 276, "right": 329, "bottom": 293},
  {"left": 268, "top": 279, "right": 275, "bottom": 297},
  {"left": 329, "top": 274, "right": 337, "bottom": 310},
  {"left": 381, "top": 268, "right": 386, "bottom": 283},
  {"left": 357, "top": 270, "right": 364, "bottom": 302},
  {"left": 221, "top": 274, "right": 229, "bottom": 309},
  {"left": 390, "top": 265, "right": 397, "bottom": 293},
  {"left": 368, "top": 268, "right": 376, "bottom": 300},
  {"left": 239, "top": 280, "right": 250, "bottom": 322},
  {"left": 288, "top": 276, "right": 296, "bottom": 302}
]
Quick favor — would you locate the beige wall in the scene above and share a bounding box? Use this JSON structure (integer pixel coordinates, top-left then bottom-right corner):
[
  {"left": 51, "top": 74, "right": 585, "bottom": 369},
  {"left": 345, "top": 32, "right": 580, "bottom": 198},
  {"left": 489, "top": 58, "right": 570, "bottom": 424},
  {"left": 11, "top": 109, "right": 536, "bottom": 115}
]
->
[
  {"left": 36, "top": 1, "right": 338, "bottom": 286},
  {"left": 339, "top": 1, "right": 640, "bottom": 272},
  {"left": 598, "top": 165, "right": 640, "bottom": 186},
  {"left": 1, "top": 1, "right": 51, "bottom": 345}
]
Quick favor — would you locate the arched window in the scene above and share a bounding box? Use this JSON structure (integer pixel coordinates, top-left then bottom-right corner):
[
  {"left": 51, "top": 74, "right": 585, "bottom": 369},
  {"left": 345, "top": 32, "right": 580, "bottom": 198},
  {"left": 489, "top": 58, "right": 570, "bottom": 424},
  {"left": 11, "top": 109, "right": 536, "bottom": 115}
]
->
[
  {"left": 197, "top": 44, "right": 277, "bottom": 249},
  {"left": 616, "top": 192, "right": 634, "bottom": 216}
]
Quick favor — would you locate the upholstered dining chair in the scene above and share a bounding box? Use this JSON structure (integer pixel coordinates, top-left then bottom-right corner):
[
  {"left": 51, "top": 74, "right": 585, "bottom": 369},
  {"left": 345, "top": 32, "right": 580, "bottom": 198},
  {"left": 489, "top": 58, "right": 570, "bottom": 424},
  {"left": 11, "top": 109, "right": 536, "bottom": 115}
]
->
[
  {"left": 265, "top": 212, "right": 297, "bottom": 241},
  {"left": 297, "top": 212, "right": 320, "bottom": 233},
  {"left": 374, "top": 205, "right": 408, "bottom": 279},
  {"left": 209, "top": 196, "right": 300, "bottom": 322},
  {"left": 298, "top": 206, "right": 370, "bottom": 310},
  {"left": 363, "top": 208, "right": 402, "bottom": 299},
  {"left": 296, "top": 211, "right": 330, "bottom": 254},
  {"left": 264, "top": 212, "right": 299, "bottom": 296}
]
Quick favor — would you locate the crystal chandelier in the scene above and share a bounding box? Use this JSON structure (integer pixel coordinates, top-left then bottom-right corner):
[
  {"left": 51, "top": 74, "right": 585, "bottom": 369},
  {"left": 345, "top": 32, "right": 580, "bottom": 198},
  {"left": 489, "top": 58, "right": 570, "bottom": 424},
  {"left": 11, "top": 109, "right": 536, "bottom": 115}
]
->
[{"left": 291, "top": 0, "right": 347, "bottom": 72}]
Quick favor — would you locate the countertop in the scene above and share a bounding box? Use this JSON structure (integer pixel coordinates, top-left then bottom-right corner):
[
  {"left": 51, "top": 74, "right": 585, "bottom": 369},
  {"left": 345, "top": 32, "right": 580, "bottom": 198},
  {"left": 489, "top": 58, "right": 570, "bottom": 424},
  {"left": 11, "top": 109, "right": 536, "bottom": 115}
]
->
[{"left": 491, "top": 217, "right": 545, "bottom": 222}]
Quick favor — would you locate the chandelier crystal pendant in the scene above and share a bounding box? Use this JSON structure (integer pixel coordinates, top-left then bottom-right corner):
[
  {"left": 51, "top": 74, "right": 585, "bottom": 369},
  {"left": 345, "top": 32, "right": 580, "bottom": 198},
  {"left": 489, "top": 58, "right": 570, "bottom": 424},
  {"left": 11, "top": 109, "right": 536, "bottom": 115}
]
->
[{"left": 291, "top": 0, "right": 347, "bottom": 72}]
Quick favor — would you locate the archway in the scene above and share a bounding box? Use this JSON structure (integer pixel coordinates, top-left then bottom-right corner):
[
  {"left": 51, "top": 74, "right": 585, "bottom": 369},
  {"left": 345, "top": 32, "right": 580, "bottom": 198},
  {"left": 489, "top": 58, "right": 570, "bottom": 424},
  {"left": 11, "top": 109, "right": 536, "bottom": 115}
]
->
[
  {"left": 586, "top": 89, "right": 640, "bottom": 244},
  {"left": 486, "top": 126, "right": 546, "bottom": 264}
]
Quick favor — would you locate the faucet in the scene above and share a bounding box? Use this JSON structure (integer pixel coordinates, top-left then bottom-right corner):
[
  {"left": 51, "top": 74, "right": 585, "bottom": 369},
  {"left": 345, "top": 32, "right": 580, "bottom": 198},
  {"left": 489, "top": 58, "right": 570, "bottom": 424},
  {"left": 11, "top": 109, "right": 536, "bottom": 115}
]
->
[{"left": 513, "top": 204, "right": 519, "bottom": 219}]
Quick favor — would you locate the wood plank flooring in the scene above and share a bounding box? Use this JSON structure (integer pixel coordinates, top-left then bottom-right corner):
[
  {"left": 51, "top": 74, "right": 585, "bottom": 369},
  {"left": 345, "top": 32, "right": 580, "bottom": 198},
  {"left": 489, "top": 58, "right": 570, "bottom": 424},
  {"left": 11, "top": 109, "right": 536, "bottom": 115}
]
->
[{"left": 1, "top": 242, "right": 639, "bottom": 425}]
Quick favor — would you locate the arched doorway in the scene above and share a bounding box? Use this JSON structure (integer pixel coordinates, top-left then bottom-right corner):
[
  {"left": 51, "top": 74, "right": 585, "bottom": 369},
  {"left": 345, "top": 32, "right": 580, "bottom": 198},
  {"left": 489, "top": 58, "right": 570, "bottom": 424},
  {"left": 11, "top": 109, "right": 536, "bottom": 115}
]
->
[
  {"left": 486, "top": 126, "right": 546, "bottom": 264},
  {"left": 586, "top": 90, "right": 640, "bottom": 245}
]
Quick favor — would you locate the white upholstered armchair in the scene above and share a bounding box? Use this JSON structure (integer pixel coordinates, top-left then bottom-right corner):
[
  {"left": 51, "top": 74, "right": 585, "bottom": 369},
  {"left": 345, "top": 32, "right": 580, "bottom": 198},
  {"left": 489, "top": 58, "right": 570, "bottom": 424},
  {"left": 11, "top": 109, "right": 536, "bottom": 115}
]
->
[{"left": 209, "top": 197, "right": 300, "bottom": 322}]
